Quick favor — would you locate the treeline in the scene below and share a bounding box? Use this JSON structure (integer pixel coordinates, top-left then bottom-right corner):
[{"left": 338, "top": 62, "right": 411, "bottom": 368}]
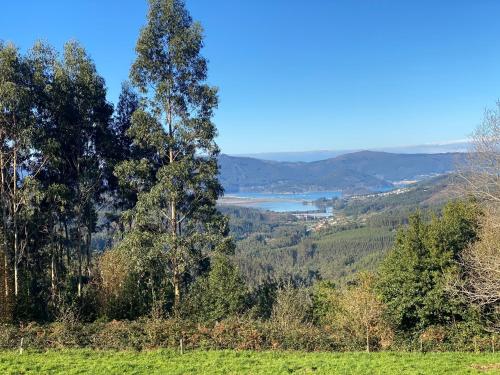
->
[
  {"left": 235, "top": 222, "right": 394, "bottom": 286},
  {"left": 0, "top": 0, "right": 231, "bottom": 323},
  {"left": 225, "top": 201, "right": 402, "bottom": 286},
  {"left": 0, "top": 200, "right": 498, "bottom": 352},
  {"left": 0, "top": 40, "right": 118, "bottom": 321}
]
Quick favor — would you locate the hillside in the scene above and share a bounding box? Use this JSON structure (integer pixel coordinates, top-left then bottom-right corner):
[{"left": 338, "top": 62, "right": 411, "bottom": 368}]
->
[
  {"left": 221, "top": 174, "right": 459, "bottom": 286},
  {"left": 219, "top": 151, "right": 465, "bottom": 193}
]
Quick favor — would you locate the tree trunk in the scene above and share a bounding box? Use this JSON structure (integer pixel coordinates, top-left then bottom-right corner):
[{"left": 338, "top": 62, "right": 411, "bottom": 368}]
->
[
  {"left": 13, "top": 256, "right": 18, "bottom": 297},
  {"left": 0, "top": 147, "right": 9, "bottom": 300},
  {"left": 3, "top": 251, "right": 7, "bottom": 299},
  {"left": 77, "top": 223, "right": 82, "bottom": 298},
  {"left": 167, "top": 104, "right": 180, "bottom": 308},
  {"left": 171, "top": 189, "right": 180, "bottom": 307},
  {"left": 12, "top": 146, "right": 18, "bottom": 297},
  {"left": 173, "top": 268, "right": 180, "bottom": 307},
  {"left": 50, "top": 223, "right": 57, "bottom": 303},
  {"left": 1, "top": 249, "right": 12, "bottom": 322},
  {"left": 76, "top": 205, "right": 82, "bottom": 298},
  {"left": 63, "top": 220, "right": 70, "bottom": 267},
  {"left": 76, "top": 159, "right": 82, "bottom": 298},
  {"left": 86, "top": 230, "right": 91, "bottom": 277},
  {"left": 13, "top": 223, "right": 18, "bottom": 296},
  {"left": 51, "top": 250, "right": 56, "bottom": 301},
  {"left": 3, "top": 249, "right": 8, "bottom": 299}
]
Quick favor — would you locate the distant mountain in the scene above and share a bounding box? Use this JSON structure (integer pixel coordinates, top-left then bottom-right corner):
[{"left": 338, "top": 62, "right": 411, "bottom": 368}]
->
[
  {"left": 236, "top": 150, "right": 351, "bottom": 163},
  {"left": 219, "top": 151, "right": 466, "bottom": 193},
  {"left": 235, "top": 141, "right": 470, "bottom": 162}
]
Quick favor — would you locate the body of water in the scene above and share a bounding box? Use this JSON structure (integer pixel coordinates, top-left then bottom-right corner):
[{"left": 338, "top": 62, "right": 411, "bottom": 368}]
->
[{"left": 223, "top": 191, "right": 342, "bottom": 213}]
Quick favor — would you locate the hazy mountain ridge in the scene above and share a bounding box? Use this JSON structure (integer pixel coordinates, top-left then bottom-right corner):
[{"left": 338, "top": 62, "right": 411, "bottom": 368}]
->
[
  {"left": 235, "top": 141, "right": 470, "bottom": 162},
  {"left": 219, "top": 151, "right": 466, "bottom": 193}
]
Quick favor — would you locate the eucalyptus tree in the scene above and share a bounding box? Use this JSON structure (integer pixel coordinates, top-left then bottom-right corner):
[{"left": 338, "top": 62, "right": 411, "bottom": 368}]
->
[
  {"left": 0, "top": 42, "right": 41, "bottom": 304},
  {"left": 36, "top": 41, "right": 113, "bottom": 298},
  {"left": 116, "top": 0, "right": 231, "bottom": 309},
  {"left": 106, "top": 83, "right": 140, "bottom": 237},
  {"left": 26, "top": 42, "right": 64, "bottom": 306}
]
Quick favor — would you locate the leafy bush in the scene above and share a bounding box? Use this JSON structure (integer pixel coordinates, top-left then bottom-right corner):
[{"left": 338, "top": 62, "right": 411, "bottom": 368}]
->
[
  {"left": 0, "top": 318, "right": 496, "bottom": 352},
  {"left": 377, "top": 201, "right": 481, "bottom": 332},
  {"left": 270, "top": 284, "right": 312, "bottom": 330},
  {"left": 90, "top": 320, "right": 146, "bottom": 350},
  {"left": 182, "top": 254, "right": 248, "bottom": 322}
]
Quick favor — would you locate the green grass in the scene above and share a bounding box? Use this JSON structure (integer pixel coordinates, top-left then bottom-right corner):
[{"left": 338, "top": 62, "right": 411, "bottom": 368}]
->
[{"left": 0, "top": 350, "right": 499, "bottom": 374}]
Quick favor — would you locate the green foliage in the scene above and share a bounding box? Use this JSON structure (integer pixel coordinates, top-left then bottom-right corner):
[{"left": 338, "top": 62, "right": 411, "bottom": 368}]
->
[
  {"left": 232, "top": 209, "right": 395, "bottom": 287},
  {"left": 114, "top": 0, "right": 229, "bottom": 312},
  {"left": 377, "top": 200, "right": 481, "bottom": 332},
  {"left": 0, "top": 0, "right": 235, "bottom": 323},
  {"left": 311, "top": 280, "right": 338, "bottom": 325},
  {"left": 270, "top": 284, "right": 313, "bottom": 330},
  {"left": 0, "top": 38, "right": 117, "bottom": 321},
  {"left": 96, "top": 249, "right": 152, "bottom": 320},
  {"left": 219, "top": 152, "right": 464, "bottom": 194},
  {"left": 0, "top": 41, "right": 43, "bottom": 320},
  {"left": 183, "top": 254, "right": 248, "bottom": 322}
]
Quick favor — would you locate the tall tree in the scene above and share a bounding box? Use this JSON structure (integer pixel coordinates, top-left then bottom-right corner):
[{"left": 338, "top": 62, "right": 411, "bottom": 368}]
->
[
  {"left": 461, "top": 102, "right": 500, "bottom": 204},
  {"left": 455, "top": 104, "right": 500, "bottom": 333},
  {"left": 0, "top": 42, "right": 36, "bottom": 299},
  {"left": 36, "top": 41, "right": 113, "bottom": 299},
  {"left": 27, "top": 42, "right": 63, "bottom": 310},
  {"left": 377, "top": 201, "right": 480, "bottom": 332},
  {"left": 106, "top": 82, "right": 140, "bottom": 237},
  {"left": 116, "top": 0, "right": 229, "bottom": 309}
]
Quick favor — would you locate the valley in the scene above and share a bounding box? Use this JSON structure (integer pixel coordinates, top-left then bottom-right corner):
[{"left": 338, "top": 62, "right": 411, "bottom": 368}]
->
[{"left": 220, "top": 172, "right": 457, "bottom": 287}]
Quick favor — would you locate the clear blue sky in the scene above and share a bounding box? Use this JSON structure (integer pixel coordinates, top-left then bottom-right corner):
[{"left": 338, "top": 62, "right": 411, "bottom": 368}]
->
[{"left": 2, "top": 0, "right": 500, "bottom": 154}]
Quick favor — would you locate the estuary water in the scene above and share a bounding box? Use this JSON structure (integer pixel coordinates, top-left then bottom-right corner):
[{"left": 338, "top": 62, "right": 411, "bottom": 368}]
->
[{"left": 223, "top": 191, "right": 342, "bottom": 213}]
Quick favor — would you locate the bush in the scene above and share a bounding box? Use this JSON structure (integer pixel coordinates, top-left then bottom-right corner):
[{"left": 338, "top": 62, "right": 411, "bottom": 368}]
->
[
  {"left": 0, "top": 324, "right": 19, "bottom": 349},
  {"left": 270, "top": 284, "right": 312, "bottom": 331},
  {"left": 90, "top": 320, "right": 146, "bottom": 350},
  {"left": 182, "top": 254, "right": 248, "bottom": 322},
  {"left": 0, "top": 316, "right": 496, "bottom": 352}
]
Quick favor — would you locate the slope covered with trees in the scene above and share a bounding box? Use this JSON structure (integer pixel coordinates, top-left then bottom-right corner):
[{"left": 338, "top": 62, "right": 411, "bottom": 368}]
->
[
  {"left": 221, "top": 174, "right": 456, "bottom": 286},
  {"left": 219, "top": 152, "right": 466, "bottom": 193}
]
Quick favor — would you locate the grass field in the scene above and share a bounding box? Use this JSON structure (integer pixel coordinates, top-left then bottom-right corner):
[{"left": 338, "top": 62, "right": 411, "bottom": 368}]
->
[{"left": 0, "top": 350, "right": 499, "bottom": 374}]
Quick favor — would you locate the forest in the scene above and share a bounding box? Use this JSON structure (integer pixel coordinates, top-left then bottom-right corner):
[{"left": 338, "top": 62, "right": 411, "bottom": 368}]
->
[{"left": 0, "top": 0, "right": 499, "bottom": 358}]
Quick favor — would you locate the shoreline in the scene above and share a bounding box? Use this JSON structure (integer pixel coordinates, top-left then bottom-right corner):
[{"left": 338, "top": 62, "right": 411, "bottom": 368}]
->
[{"left": 218, "top": 195, "right": 304, "bottom": 206}]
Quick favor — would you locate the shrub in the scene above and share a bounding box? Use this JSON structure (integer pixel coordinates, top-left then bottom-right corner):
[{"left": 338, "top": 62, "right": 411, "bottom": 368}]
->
[
  {"left": 0, "top": 316, "right": 496, "bottom": 352},
  {"left": 270, "top": 284, "right": 312, "bottom": 331},
  {"left": 90, "top": 320, "right": 146, "bottom": 350},
  {"left": 182, "top": 254, "right": 248, "bottom": 322},
  {"left": 0, "top": 324, "right": 19, "bottom": 349}
]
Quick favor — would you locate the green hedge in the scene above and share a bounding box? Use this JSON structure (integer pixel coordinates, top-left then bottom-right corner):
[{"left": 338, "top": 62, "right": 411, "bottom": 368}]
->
[{"left": 1, "top": 318, "right": 497, "bottom": 352}]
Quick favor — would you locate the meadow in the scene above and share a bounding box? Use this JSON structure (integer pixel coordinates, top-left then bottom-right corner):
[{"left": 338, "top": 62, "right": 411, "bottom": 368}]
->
[{"left": 0, "top": 350, "right": 499, "bottom": 374}]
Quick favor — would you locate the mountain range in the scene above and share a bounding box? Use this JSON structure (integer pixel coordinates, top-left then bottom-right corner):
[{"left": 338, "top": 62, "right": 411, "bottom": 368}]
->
[
  {"left": 218, "top": 151, "right": 466, "bottom": 193},
  {"left": 234, "top": 141, "right": 470, "bottom": 162}
]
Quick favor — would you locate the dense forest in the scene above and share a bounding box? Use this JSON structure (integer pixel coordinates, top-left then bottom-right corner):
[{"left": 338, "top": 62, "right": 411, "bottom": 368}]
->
[
  {"left": 224, "top": 175, "right": 454, "bottom": 286},
  {"left": 0, "top": 0, "right": 498, "bottom": 353},
  {"left": 0, "top": 0, "right": 230, "bottom": 322},
  {"left": 218, "top": 151, "right": 465, "bottom": 193}
]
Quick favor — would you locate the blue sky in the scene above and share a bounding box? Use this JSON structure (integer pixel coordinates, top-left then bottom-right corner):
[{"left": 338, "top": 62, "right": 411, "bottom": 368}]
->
[{"left": 2, "top": 0, "right": 500, "bottom": 154}]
